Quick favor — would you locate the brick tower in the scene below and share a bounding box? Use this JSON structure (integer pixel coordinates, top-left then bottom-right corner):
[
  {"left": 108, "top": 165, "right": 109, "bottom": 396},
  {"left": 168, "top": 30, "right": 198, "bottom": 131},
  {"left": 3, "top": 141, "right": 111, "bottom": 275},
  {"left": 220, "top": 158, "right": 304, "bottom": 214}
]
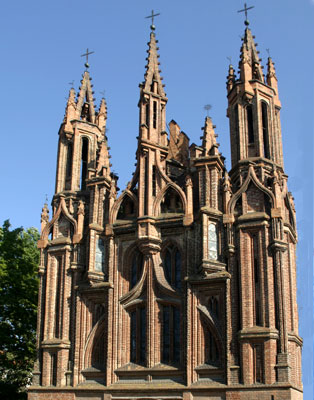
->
[{"left": 29, "top": 17, "right": 303, "bottom": 400}]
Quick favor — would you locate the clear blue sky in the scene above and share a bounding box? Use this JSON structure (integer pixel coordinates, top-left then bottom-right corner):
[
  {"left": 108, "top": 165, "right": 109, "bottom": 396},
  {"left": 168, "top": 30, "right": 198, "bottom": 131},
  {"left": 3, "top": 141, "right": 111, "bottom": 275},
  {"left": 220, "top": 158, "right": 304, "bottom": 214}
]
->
[{"left": 0, "top": 0, "right": 313, "bottom": 397}]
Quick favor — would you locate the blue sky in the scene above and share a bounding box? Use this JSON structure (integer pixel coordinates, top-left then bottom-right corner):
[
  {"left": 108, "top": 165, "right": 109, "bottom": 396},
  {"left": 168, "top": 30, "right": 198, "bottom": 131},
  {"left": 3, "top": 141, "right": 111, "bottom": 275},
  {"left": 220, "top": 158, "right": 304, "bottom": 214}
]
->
[{"left": 0, "top": 0, "right": 313, "bottom": 396}]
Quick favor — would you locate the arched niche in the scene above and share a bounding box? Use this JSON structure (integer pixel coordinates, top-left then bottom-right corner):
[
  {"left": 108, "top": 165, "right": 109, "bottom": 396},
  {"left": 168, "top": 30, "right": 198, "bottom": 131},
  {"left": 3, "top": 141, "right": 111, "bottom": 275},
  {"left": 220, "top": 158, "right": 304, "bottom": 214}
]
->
[
  {"left": 110, "top": 191, "right": 138, "bottom": 224},
  {"left": 199, "top": 313, "right": 222, "bottom": 368},
  {"left": 117, "top": 195, "right": 136, "bottom": 220},
  {"left": 160, "top": 186, "right": 184, "bottom": 215}
]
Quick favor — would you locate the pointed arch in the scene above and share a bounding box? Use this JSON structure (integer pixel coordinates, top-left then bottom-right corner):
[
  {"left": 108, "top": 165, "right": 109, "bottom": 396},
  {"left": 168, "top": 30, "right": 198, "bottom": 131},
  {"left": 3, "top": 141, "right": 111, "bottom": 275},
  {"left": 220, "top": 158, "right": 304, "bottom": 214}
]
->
[
  {"left": 40, "top": 197, "right": 77, "bottom": 243},
  {"left": 197, "top": 305, "right": 223, "bottom": 366},
  {"left": 120, "top": 250, "right": 147, "bottom": 306},
  {"left": 227, "top": 165, "right": 276, "bottom": 215},
  {"left": 153, "top": 183, "right": 187, "bottom": 217},
  {"left": 109, "top": 190, "right": 138, "bottom": 224},
  {"left": 151, "top": 253, "right": 179, "bottom": 298},
  {"left": 83, "top": 314, "right": 106, "bottom": 370}
]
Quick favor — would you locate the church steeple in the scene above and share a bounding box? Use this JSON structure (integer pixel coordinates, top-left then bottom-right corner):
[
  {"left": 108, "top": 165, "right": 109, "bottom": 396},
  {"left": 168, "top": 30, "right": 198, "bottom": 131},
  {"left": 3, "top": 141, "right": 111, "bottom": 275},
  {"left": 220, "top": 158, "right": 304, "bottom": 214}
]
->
[
  {"left": 138, "top": 23, "right": 168, "bottom": 145},
  {"left": 226, "top": 22, "right": 284, "bottom": 168},
  {"left": 55, "top": 65, "right": 113, "bottom": 194}
]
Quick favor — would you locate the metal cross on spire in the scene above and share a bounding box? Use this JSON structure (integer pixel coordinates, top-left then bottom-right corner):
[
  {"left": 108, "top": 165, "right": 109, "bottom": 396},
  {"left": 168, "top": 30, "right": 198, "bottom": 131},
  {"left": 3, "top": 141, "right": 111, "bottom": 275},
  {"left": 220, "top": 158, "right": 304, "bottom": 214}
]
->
[
  {"left": 145, "top": 9, "right": 160, "bottom": 31},
  {"left": 237, "top": 3, "right": 254, "bottom": 26},
  {"left": 266, "top": 48, "right": 271, "bottom": 57},
  {"left": 227, "top": 56, "right": 232, "bottom": 65},
  {"left": 81, "top": 48, "right": 95, "bottom": 69}
]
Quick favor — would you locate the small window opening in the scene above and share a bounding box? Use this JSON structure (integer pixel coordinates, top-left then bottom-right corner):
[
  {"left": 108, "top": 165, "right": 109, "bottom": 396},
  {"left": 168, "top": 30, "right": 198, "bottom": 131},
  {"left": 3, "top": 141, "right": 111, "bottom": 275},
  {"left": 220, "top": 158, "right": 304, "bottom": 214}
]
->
[
  {"left": 65, "top": 142, "right": 73, "bottom": 189},
  {"left": 247, "top": 105, "right": 254, "bottom": 144},
  {"left": 262, "top": 102, "right": 270, "bottom": 158},
  {"left": 153, "top": 101, "right": 157, "bottom": 129},
  {"left": 152, "top": 166, "right": 157, "bottom": 196},
  {"left": 81, "top": 102, "right": 90, "bottom": 121},
  {"left": 145, "top": 103, "right": 149, "bottom": 126},
  {"left": 80, "top": 137, "right": 88, "bottom": 190}
]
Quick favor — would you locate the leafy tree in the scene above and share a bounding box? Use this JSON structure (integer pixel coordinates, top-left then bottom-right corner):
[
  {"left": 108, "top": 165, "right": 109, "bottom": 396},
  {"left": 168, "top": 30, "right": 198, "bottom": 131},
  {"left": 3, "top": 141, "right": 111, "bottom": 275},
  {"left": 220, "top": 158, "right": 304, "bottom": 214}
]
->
[{"left": 0, "top": 220, "right": 40, "bottom": 399}]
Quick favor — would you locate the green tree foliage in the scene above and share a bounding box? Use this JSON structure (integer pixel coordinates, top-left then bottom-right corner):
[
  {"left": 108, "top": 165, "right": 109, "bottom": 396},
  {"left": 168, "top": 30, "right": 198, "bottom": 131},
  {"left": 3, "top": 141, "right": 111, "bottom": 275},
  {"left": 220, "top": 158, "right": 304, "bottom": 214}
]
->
[{"left": 0, "top": 220, "right": 40, "bottom": 399}]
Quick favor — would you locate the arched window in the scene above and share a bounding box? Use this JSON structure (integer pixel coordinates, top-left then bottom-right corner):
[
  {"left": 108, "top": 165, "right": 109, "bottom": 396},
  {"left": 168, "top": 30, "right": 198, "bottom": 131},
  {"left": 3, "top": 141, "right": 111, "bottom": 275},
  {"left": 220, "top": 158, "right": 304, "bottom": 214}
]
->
[
  {"left": 162, "top": 245, "right": 182, "bottom": 290},
  {"left": 247, "top": 105, "right": 254, "bottom": 144},
  {"left": 261, "top": 102, "right": 270, "bottom": 159},
  {"left": 80, "top": 137, "right": 89, "bottom": 190},
  {"left": 162, "top": 305, "right": 180, "bottom": 364},
  {"left": 208, "top": 223, "right": 218, "bottom": 260},
  {"left": 130, "top": 251, "right": 143, "bottom": 289}
]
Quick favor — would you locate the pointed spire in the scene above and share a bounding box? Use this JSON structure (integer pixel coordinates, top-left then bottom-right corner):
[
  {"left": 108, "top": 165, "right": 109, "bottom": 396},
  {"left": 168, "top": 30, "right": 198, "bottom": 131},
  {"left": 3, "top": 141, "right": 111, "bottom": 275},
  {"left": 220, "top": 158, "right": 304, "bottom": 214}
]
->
[
  {"left": 226, "top": 63, "right": 236, "bottom": 92},
  {"left": 63, "top": 88, "right": 77, "bottom": 132},
  {"left": 239, "top": 28, "right": 264, "bottom": 83},
  {"left": 40, "top": 202, "right": 49, "bottom": 234},
  {"left": 267, "top": 57, "right": 281, "bottom": 106},
  {"left": 201, "top": 117, "right": 219, "bottom": 156},
  {"left": 76, "top": 70, "right": 96, "bottom": 123},
  {"left": 96, "top": 97, "right": 107, "bottom": 131},
  {"left": 267, "top": 56, "right": 277, "bottom": 87},
  {"left": 142, "top": 30, "right": 166, "bottom": 97}
]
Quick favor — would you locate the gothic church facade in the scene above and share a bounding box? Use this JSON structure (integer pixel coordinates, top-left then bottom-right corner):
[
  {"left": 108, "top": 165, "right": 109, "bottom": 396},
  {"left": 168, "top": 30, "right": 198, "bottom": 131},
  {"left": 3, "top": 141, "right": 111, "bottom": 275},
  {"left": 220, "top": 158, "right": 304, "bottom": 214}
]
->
[{"left": 29, "top": 18, "right": 303, "bottom": 400}]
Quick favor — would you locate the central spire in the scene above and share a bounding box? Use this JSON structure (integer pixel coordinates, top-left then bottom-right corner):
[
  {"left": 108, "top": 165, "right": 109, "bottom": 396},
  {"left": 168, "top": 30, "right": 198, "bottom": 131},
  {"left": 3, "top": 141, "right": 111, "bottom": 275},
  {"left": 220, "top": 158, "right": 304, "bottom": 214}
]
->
[
  {"left": 142, "top": 24, "right": 166, "bottom": 97},
  {"left": 138, "top": 13, "right": 167, "bottom": 145}
]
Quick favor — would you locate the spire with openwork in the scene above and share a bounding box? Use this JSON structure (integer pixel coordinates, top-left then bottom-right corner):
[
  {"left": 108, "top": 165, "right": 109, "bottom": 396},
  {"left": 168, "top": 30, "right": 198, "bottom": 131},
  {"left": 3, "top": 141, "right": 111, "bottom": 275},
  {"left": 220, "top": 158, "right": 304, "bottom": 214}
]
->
[{"left": 138, "top": 26, "right": 168, "bottom": 145}]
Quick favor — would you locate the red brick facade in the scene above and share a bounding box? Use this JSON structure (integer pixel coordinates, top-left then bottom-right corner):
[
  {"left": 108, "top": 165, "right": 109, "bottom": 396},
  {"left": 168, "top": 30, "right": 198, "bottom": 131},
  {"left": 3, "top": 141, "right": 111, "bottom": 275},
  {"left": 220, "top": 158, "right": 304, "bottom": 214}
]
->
[{"left": 29, "top": 22, "right": 303, "bottom": 400}]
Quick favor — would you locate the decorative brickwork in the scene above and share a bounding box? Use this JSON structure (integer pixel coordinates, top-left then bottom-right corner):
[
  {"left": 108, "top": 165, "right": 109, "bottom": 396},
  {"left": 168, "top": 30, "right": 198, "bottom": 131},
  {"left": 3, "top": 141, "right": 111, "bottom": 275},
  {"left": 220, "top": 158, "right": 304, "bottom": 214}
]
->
[{"left": 29, "top": 22, "right": 302, "bottom": 400}]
